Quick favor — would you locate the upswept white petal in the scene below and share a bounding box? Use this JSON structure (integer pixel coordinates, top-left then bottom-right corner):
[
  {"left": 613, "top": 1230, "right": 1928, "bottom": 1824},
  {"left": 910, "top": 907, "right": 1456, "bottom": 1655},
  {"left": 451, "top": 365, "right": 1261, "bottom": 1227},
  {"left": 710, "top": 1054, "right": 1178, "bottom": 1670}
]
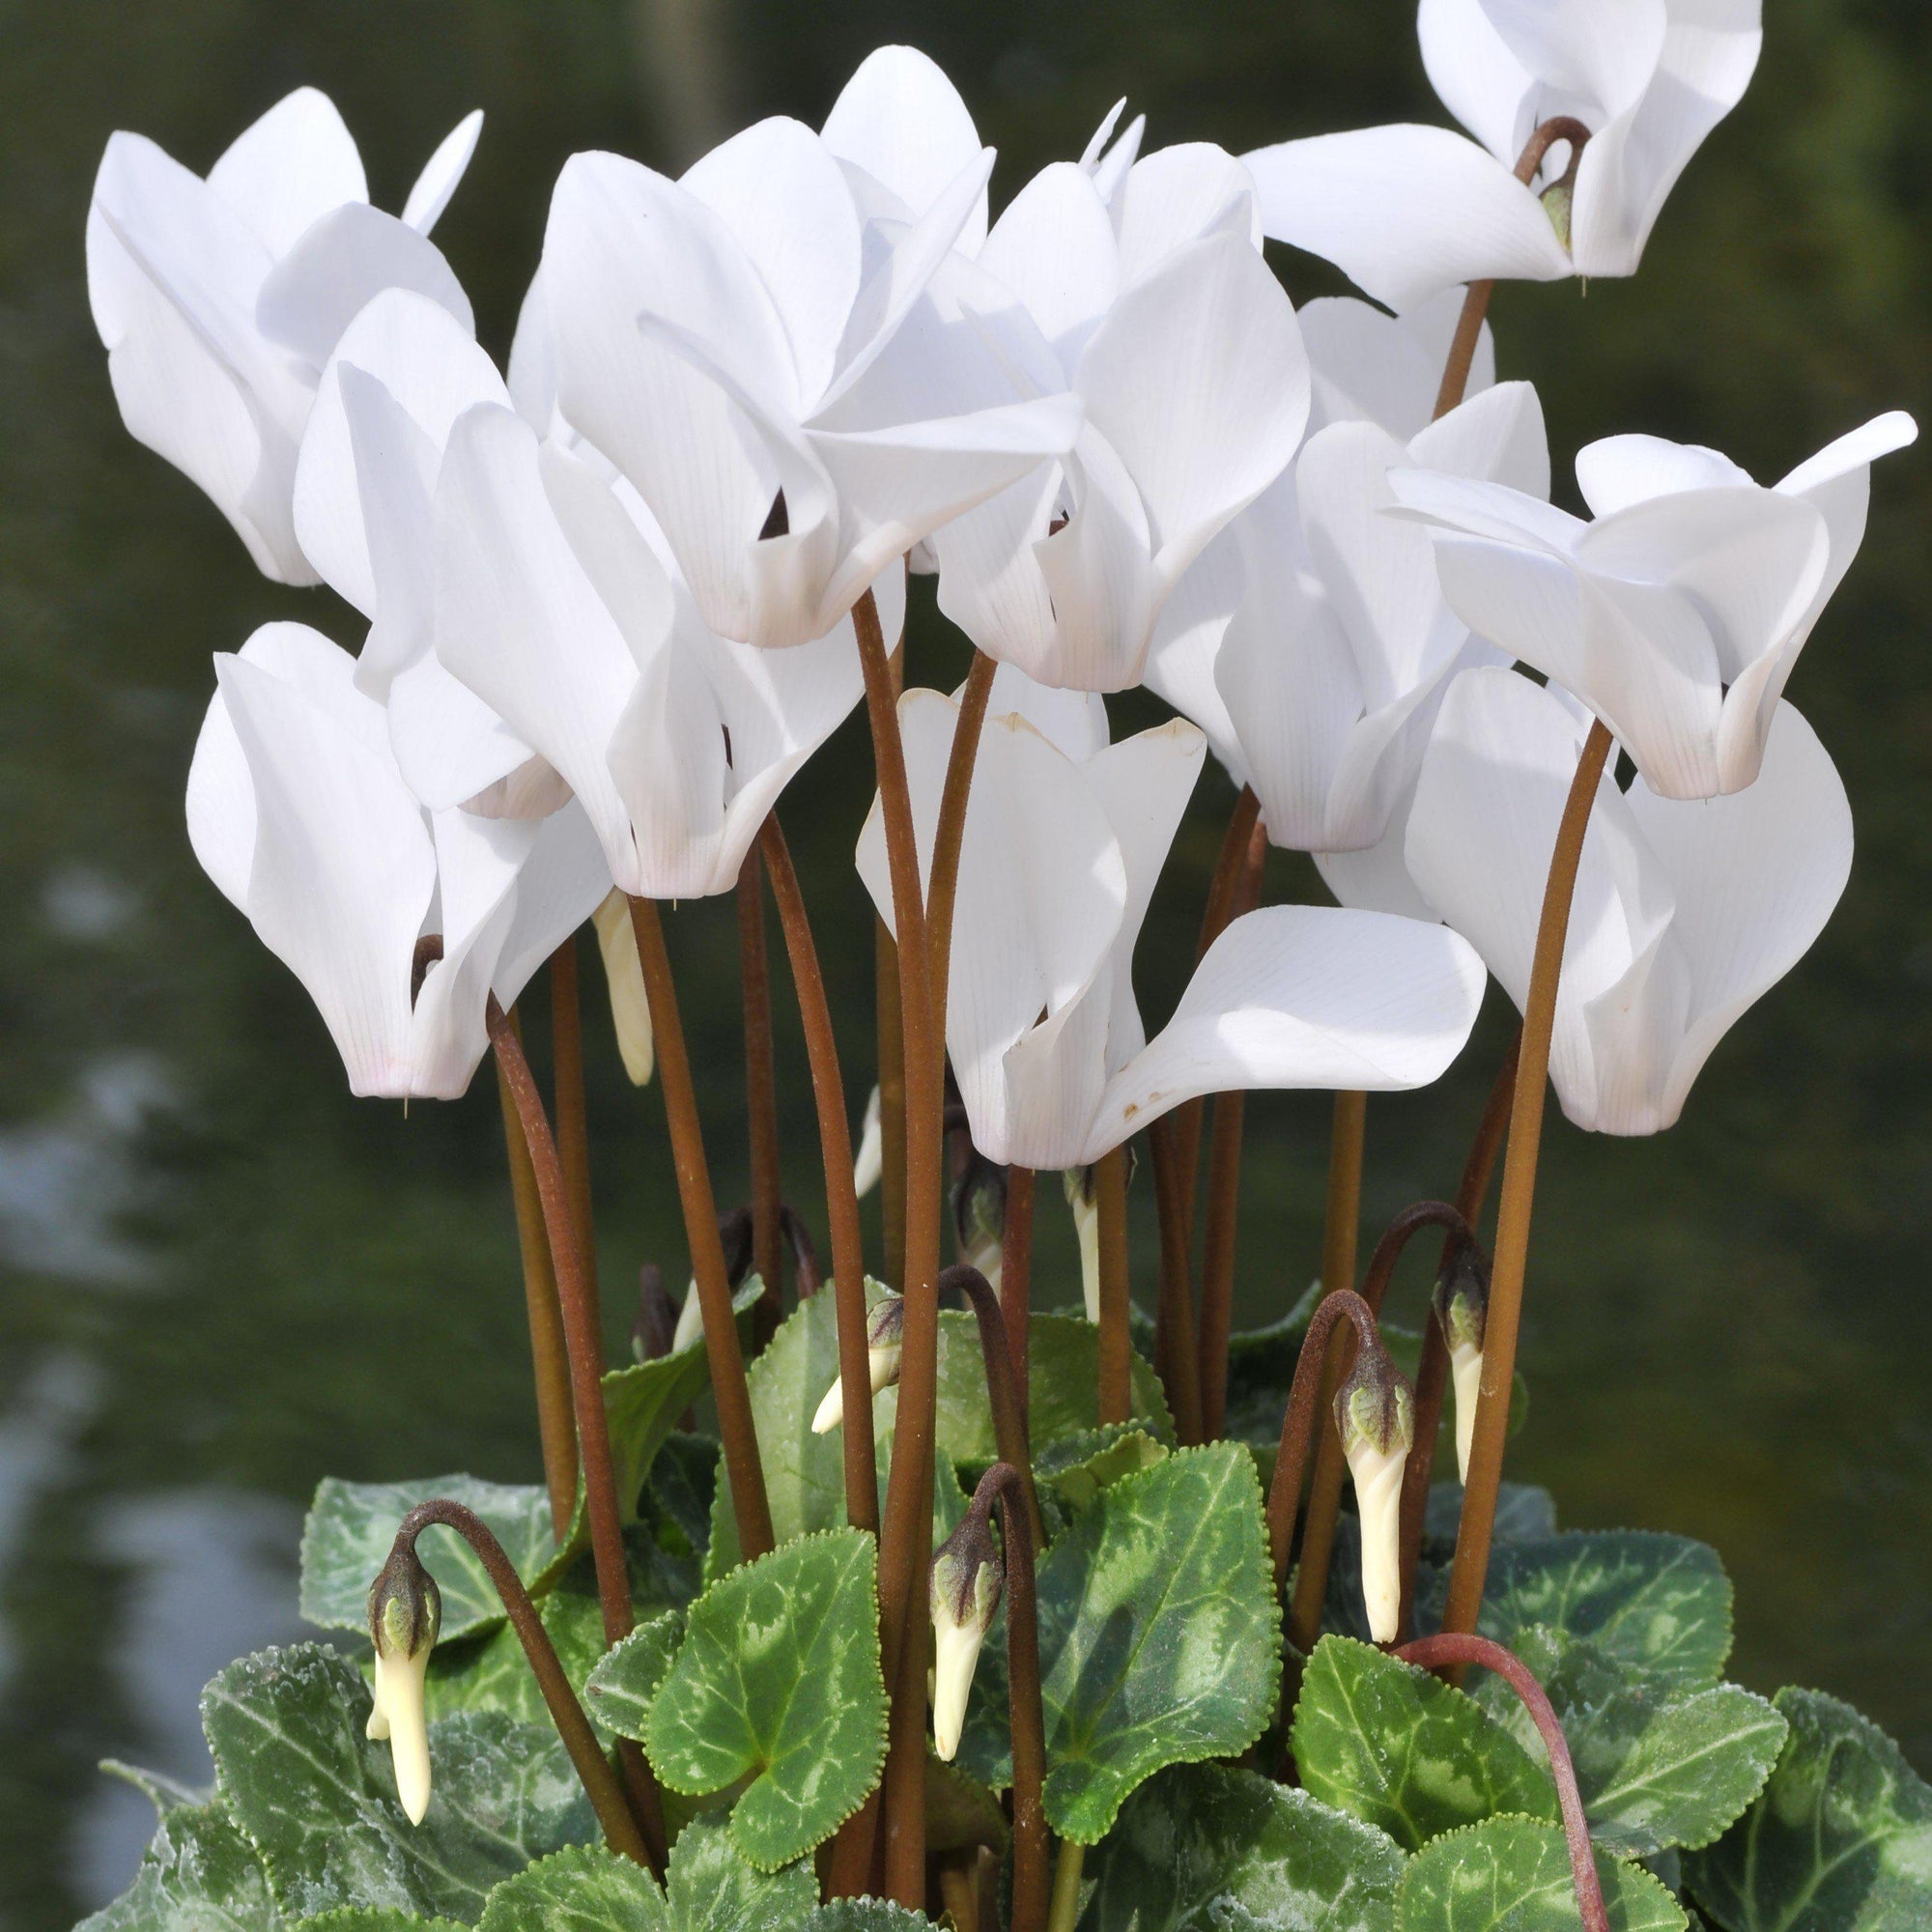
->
[
  {"left": 1112, "top": 144, "right": 1261, "bottom": 288},
  {"left": 1419, "top": 0, "right": 1535, "bottom": 162},
  {"left": 1243, "top": 125, "right": 1570, "bottom": 313},
  {"left": 929, "top": 467, "right": 1065, "bottom": 690},
  {"left": 401, "top": 109, "right": 484, "bottom": 235},
  {"left": 980, "top": 661, "right": 1110, "bottom": 763},
  {"left": 820, "top": 45, "right": 987, "bottom": 248},
  {"left": 1773, "top": 412, "right": 1918, "bottom": 641},
  {"left": 1082, "top": 905, "right": 1486, "bottom": 1161},
  {"left": 608, "top": 630, "right": 732, "bottom": 900},
  {"left": 206, "top": 88, "right": 367, "bottom": 255},
  {"left": 1480, "top": 0, "right": 1668, "bottom": 119},
  {"left": 1089, "top": 112, "right": 1147, "bottom": 213},
  {"left": 384, "top": 651, "right": 549, "bottom": 816},
  {"left": 976, "top": 163, "right": 1120, "bottom": 367},
  {"left": 1299, "top": 289, "right": 1494, "bottom": 440},
  {"left": 1407, "top": 378, "right": 1550, "bottom": 500},
  {"left": 1575, "top": 433, "right": 1752, "bottom": 516},
  {"left": 1142, "top": 518, "right": 1251, "bottom": 782}
]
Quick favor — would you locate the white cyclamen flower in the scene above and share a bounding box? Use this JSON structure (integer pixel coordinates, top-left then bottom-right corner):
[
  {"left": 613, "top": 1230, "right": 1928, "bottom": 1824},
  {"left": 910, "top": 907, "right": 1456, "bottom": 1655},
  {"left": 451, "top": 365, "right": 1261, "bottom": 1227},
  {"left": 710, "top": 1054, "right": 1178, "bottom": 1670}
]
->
[
  {"left": 187, "top": 624, "right": 609, "bottom": 1100},
  {"left": 857, "top": 669, "right": 1486, "bottom": 1172},
  {"left": 1390, "top": 412, "right": 1918, "bottom": 798},
  {"left": 1243, "top": 0, "right": 1764, "bottom": 311},
  {"left": 88, "top": 88, "right": 481, "bottom": 582},
  {"left": 538, "top": 53, "right": 1079, "bottom": 650},
  {"left": 928, "top": 148, "right": 1311, "bottom": 692},
  {"left": 1406, "top": 668, "right": 1853, "bottom": 1136}
]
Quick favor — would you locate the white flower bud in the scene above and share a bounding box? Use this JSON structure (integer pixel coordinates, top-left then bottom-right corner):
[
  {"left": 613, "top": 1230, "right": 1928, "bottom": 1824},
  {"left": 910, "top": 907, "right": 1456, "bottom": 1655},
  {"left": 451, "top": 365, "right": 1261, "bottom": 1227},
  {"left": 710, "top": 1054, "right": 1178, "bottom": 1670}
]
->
[
  {"left": 853, "top": 1086, "right": 883, "bottom": 1198},
  {"left": 811, "top": 1295, "right": 905, "bottom": 1435},
  {"left": 592, "top": 890, "right": 654, "bottom": 1087},
  {"left": 1064, "top": 1167, "right": 1100, "bottom": 1322},
  {"left": 929, "top": 1516, "right": 1003, "bottom": 1762},
  {"left": 1336, "top": 1350, "right": 1415, "bottom": 1645},
  {"left": 1449, "top": 1339, "right": 1485, "bottom": 1486},
  {"left": 671, "top": 1278, "right": 705, "bottom": 1353},
  {"left": 367, "top": 1546, "right": 440, "bottom": 1826},
  {"left": 1433, "top": 1244, "right": 1490, "bottom": 1488}
]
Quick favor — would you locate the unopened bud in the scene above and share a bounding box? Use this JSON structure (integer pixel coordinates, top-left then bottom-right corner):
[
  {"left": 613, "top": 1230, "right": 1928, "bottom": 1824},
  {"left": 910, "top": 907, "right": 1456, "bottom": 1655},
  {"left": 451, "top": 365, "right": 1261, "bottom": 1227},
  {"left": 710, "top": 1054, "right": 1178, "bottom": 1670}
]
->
[
  {"left": 811, "top": 1294, "right": 905, "bottom": 1434},
  {"left": 853, "top": 1087, "right": 883, "bottom": 1198},
  {"left": 367, "top": 1541, "right": 441, "bottom": 1824},
  {"left": 952, "top": 1151, "right": 1007, "bottom": 1295},
  {"left": 1336, "top": 1345, "right": 1414, "bottom": 1645},
  {"left": 1542, "top": 176, "right": 1574, "bottom": 252},
  {"left": 592, "top": 891, "right": 654, "bottom": 1087},
  {"left": 1433, "top": 1244, "right": 1490, "bottom": 1486},
  {"left": 671, "top": 1278, "right": 704, "bottom": 1353},
  {"left": 929, "top": 1509, "right": 1003, "bottom": 1761},
  {"left": 1064, "top": 1167, "right": 1100, "bottom": 1322}
]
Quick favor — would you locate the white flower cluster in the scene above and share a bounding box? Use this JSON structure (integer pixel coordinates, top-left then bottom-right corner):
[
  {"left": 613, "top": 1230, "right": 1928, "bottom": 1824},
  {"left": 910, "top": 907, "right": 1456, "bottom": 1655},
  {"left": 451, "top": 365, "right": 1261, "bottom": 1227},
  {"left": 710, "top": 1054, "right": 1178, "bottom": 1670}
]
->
[{"left": 91, "top": 9, "right": 1911, "bottom": 1142}]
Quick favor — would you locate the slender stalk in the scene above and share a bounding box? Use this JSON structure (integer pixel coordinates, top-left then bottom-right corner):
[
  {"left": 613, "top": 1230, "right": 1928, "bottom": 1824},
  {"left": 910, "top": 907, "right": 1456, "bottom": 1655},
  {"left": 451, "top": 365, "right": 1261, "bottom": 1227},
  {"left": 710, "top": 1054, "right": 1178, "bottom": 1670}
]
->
[
  {"left": 494, "top": 1020, "right": 577, "bottom": 1542},
  {"left": 486, "top": 1000, "right": 637, "bottom": 1646},
  {"left": 759, "top": 816, "right": 876, "bottom": 1535},
  {"left": 1002, "top": 1165, "right": 1036, "bottom": 1428},
  {"left": 926, "top": 648, "right": 997, "bottom": 1069},
  {"left": 737, "top": 842, "right": 784, "bottom": 1341},
  {"left": 1442, "top": 720, "right": 1612, "bottom": 1638},
  {"left": 854, "top": 587, "right": 946, "bottom": 1905},
  {"left": 1149, "top": 1115, "right": 1203, "bottom": 1446},
  {"left": 391, "top": 1500, "right": 662, "bottom": 1871},
  {"left": 1399, "top": 1033, "right": 1520, "bottom": 1634},
  {"left": 1047, "top": 1840, "right": 1086, "bottom": 1932},
  {"left": 550, "top": 938, "right": 602, "bottom": 1338},
  {"left": 876, "top": 619, "right": 909, "bottom": 1295},
  {"left": 1396, "top": 1633, "right": 1610, "bottom": 1932},
  {"left": 1288, "top": 1201, "right": 1469, "bottom": 1649},
  {"left": 625, "top": 897, "right": 775, "bottom": 1561},
  {"left": 1094, "top": 1145, "right": 1132, "bottom": 1426},
  {"left": 1264, "top": 1289, "right": 1385, "bottom": 1598},
  {"left": 946, "top": 1265, "right": 1043, "bottom": 1548},
  {"left": 1194, "top": 813, "right": 1270, "bottom": 1438}
]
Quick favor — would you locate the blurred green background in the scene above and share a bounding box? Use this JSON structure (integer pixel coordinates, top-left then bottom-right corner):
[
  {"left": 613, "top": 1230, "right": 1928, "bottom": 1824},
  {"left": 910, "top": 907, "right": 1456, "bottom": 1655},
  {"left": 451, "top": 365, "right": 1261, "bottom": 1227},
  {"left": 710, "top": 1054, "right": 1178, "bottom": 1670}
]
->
[{"left": 2, "top": 0, "right": 1927, "bottom": 1922}]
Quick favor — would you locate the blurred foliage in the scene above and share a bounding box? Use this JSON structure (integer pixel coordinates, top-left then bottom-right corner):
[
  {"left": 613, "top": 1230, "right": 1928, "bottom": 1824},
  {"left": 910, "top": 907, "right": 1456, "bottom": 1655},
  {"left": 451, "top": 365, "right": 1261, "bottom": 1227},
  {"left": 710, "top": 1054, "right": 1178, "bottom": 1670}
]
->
[{"left": 0, "top": 0, "right": 1927, "bottom": 1922}]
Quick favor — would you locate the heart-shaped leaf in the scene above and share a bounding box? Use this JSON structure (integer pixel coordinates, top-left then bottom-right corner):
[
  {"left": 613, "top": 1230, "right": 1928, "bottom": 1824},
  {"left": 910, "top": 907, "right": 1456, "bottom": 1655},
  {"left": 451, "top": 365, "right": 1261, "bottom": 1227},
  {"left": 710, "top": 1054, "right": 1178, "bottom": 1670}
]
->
[
  {"left": 807, "top": 1906, "right": 932, "bottom": 1930},
  {"left": 659, "top": 1813, "right": 817, "bottom": 1931},
  {"left": 583, "top": 1609, "right": 684, "bottom": 1743},
  {"left": 77, "top": 1803, "right": 281, "bottom": 1931},
  {"left": 1293, "top": 1636, "right": 1558, "bottom": 1852},
  {"left": 476, "top": 1844, "right": 667, "bottom": 1930},
  {"left": 646, "top": 1528, "right": 886, "bottom": 1868},
  {"left": 1078, "top": 1762, "right": 1406, "bottom": 1931},
  {"left": 1035, "top": 1423, "right": 1169, "bottom": 1509},
  {"left": 1396, "top": 1815, "right": 1686, "bottom": 1930},
  {"left": 1684, "top": 1689, "right": 1932, "bottom": 1931}
]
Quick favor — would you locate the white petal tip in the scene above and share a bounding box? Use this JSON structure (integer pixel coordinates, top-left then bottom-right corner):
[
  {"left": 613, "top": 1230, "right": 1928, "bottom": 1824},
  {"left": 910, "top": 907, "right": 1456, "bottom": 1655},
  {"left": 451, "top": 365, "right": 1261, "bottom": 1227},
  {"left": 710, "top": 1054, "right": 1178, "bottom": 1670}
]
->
[{"left": 811, "top": 1381, "right": 844, "bottom": 1435}]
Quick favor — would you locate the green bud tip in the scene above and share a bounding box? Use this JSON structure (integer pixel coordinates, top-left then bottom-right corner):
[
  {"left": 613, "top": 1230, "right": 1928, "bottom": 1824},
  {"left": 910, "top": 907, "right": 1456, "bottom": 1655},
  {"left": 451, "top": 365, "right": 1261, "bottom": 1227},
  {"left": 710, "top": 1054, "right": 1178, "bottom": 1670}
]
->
[{"left": 367, "top": 1540, "right": 440, "bottom": 1825}]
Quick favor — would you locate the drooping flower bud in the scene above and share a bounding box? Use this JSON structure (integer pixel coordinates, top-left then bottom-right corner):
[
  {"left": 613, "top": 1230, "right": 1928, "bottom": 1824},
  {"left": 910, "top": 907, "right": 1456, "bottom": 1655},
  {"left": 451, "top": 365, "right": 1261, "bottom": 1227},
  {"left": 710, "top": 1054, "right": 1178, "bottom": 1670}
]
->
[
  {"left": 1432, "top": 1241, "right": 1491, "bottom": 1485},
  {"left": 367, "top": 1540, "right": 441, "bottom": 1824},
  {"left": 929, "top": 1506, "right": 1004, "bottom": 1762},
  {"left": 671, "top": 1277, "right": 705, "bottom": 1353},
  {"left": 1063, "top": 1166, "right": 1100, "bottom": 1322},
  {"left": 591, "top": 890, "right": 654, "bottom": 1087},
  {"left": 853, "top": 1086, "right": 883, "bottom": 1198},
  {"left": 811, "top": 1293, "right": 906, "bottom": 1435},
  {"left": 1335, "top": 1343, "right": 1415, "bottom": 1645},
  {"left": 952, "top": 1151, "right": 1007, "bottom": 1295}
]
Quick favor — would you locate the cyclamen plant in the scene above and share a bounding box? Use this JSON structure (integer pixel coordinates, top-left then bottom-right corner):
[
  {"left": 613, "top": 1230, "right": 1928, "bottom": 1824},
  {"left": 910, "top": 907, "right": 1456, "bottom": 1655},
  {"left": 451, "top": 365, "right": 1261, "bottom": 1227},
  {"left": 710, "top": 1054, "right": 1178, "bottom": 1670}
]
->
[{"left": 81, "top": 15, "right": 1925, "bottom": 1932}]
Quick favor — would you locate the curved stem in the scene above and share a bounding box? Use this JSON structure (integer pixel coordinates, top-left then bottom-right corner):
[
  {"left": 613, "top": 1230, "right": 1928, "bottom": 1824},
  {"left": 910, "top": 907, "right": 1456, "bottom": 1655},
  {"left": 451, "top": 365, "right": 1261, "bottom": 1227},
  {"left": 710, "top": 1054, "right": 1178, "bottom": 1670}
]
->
[
  {"left": 1094, "top": 1144, "right": 1132, "bottom": 1426},
  {"left": 550, "top": 939, "right": 601, "bottom": 1339},
  {"left": 1395, "top": 1633, "right": 1609, "bottom": 1932},
  {"left": 392, "top": 1500, "right": 661, "bottom": 1871},
  {"left": 926, "top": 648, "right": 996, "bottom": 1070},
  {"left": 737, "top": 842, "right": 784, "bottom": 1342},
  {"left": 1442, "top": 720, "right": 1612, "bottom": 1640},
  {"left": 1150, "top": 1114, "right": 1203, "bottom": 1446},
  {"left": 759, "top": 816, "right": 876, "bottom": 1535},
  {"left": 625, "top": 898, "right": 774, "bottom": 1561},
  {"left": 854, "top": 587, "right": 945, "bottom": 1906},
  {"left": 1002, "top": 1165, "right": 1036, "bottom": 1429},
  {"left": 1288, "top": 1199, "right": 1469, "bottom": 1646},
  {"left": 494, "top": 1017, "right": 577, "bottom": 1543},
  {"left": 945, "top": 1265, "right": 1043, "bottom": 1548},
  {"left": 487, "top": 1000, "right": 633, "bottom": 1647},
  {"left": 876, "top": 922, "right": 908, "bottom": 1293}
]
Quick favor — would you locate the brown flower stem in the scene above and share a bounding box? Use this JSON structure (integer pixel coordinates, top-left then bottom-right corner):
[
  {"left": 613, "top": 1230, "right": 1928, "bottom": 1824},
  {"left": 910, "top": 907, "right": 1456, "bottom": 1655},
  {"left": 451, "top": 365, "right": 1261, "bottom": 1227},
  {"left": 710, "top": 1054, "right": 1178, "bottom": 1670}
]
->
[
  {"left": 391, "top": 1500, "right": 662, "bottom": 1872},
  {"left": 1150, "top": 1114, "right": 1203, "bottom": 1446},
  {"left": 1094, "top": 1144, "right": 1134, "bottom": 1426},
  {"left": 1193, "top": 812, "right": 1271, "bottom": 1438},
  {"left": 876, "top": 620, "right": 909, "bottom": 1296},
  {"left": 1442, "top": 720, "right": 1612, "bottom": 1641},
  {"left": 550, "top": 938, "right": 602, "bottom": 1339},
  {"left": 925, "top": 648, "right": 997, "bottom": 1073},
  {"left": 759, "top": 815, "right": 877, "bottom": 1536},
  {"left": 737, "top": 841, "right": 784, "bottom": 1342},
  {"left": 1399, "top": 1033, "right": 1520, "bottom": 1634},
  {"left": 488, "top": 999, "right": 636, "bottom": 1654},
  {"left": 1433, "top": 116, "right": 1593, "bottom": 421},
  {"left": 494, "top": 1016, "right": 577, "bottom": 1543},
  {"left": 969, "top": 1463, "right": 1049, "bottom": 1932},
  {"left": 945, "top": 1265, "right": 1043, "bottom": 1548},
  {"left": 853, "top": 587, "right": 945, "bottom": 1905},
  {"left": 1396, "top": 1633, "right": 1609, "bottom": 1932},
  {"left": 1264, "top": 1288, "right": 1384, "bottom": 1598},
  {"left": 1289, "top": 1201, "right": 1471, "bottom": 1649},
  {"left": 625, "top": 897, "right": 774, "bottom": 1562},
  {"left": 1002, "top": 1164, "right": 1036, "bottom": 1428}
]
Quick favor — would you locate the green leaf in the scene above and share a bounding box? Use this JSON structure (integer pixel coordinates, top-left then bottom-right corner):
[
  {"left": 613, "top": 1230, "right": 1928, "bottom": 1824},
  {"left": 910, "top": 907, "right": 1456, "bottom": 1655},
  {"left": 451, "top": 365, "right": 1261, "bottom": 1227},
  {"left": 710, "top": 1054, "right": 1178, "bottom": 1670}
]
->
[
  {"left": 476, "top": 1844, "right": 667, "bottom": 1931},
  {"left": 99, "top": 1758, "right": 211, "bottom": 1819},
  {"left": 658, "top": 1813, "right": 818, "bottom": 1932},
  {"left": 426, "top": 1585, "right": 609, "bottom": 1737},
  {"left": 583, "top": 1609, "right": 684, "bottom": 1743},
  {"left": 1031, "top": 1441, "right": 1281, "bottom": 1843},
  {"left": 1424, "top": 1483, "right": 1557, "bottom": 1547},
  {"left": 1683, "top": 1688, "right": 1932, "bottom": 1931},
  {"left": 1396, "top": 1815, "right": 1687, "bottom": 1931},
  {"left": 1472, "top": 1628, "right": 1786, "bottom": 1857},
  {"left": 1079, "top": 1762, "right": 1406, "bottom": 1931},
  {"left": 1428, "top": 1533, "right": 1733, "bottom": 1691},
  {"left": 298, "top": 1915, "right": 466, "bottom": 1931},
  {"left": 201, "top": 1643, "right": 594, "bottom": 1921},
  {"left": 301, "top": 1476, "right": 559, "bottom": 1645},
  {"left": 1293, "top": 1636, "right": 1558, "bottom": 1853},
  {"left": 925, "top": 1753, "right": 1009, "bottom": 1856},
  {"left": 1035, "top": 1423, "right": 1169, "bottom": 1510},
  {"left": 647, "top": 1527, "right": 886, "bottom": 1869},
  {"left": 647, "top": 1434, "right": 720, "bottom": 1561},
  {"left": 76, "top": 1803, "right": 281, "bottom": 1931},
  {"left": 806, "top": 1905, "right": 931, "bottom": 1931}
]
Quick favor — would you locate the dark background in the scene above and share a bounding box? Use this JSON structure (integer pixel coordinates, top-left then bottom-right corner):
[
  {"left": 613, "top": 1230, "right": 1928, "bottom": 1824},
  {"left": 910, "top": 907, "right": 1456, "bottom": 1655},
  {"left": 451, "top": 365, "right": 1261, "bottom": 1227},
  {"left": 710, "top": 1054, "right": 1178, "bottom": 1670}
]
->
[{"left": 3, "top": 1, "right": 1927, "bottom": 1923}]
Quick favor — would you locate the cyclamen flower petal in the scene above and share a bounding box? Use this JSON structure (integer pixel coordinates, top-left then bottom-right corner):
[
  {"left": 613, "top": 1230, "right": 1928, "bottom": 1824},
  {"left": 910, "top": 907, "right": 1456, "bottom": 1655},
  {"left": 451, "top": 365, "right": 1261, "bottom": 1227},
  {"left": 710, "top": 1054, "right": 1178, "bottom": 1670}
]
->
[
  {"left": 87, "top": 89, "right": 481, "bottom": 581},
  {"left": 1405, "top": 668, "right": 1852, "bottom": 1134}
]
